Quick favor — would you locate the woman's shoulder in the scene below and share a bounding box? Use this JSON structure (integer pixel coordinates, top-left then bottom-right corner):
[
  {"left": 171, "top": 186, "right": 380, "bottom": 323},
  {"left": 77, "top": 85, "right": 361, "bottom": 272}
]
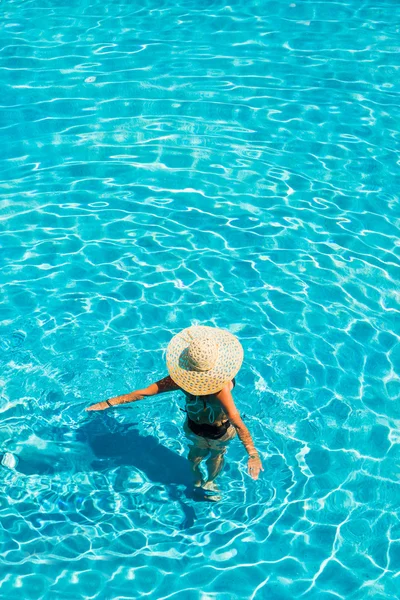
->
[{"left": 155, "top": 375, "right": 180, "bottom": 392}]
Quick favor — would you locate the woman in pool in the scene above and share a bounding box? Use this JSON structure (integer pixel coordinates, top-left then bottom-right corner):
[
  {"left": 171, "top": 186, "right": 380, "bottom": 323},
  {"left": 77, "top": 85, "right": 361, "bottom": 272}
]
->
[{"left": 87, "top": 325, "right": 263, "bottom": 492}]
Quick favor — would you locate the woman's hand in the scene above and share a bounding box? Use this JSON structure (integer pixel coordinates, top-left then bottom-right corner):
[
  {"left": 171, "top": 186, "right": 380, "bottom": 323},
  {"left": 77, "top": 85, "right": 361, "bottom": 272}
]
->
[
  {"left": 86, "top": 391, "right": 144, "bottom": 412},
  {"left": 248, "top": 454, "right": 263, "bottom": 480},
  {"left": 86, "top": 400, "right": 112, "bottom": 411}
]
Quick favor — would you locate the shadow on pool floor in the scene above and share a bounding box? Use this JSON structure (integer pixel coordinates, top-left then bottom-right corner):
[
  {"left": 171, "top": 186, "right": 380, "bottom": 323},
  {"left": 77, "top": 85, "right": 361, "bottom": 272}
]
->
[
  {"left": 6, "top": 413, "right": 210, "bottom": 527},
  {"left": 79, "top": 412, "right": 194, "bottom": 485}
]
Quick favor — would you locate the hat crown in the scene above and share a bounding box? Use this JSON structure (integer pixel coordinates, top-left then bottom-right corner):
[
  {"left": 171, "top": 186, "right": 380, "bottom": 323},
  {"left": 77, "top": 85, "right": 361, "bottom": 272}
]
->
[{"left": 187, "top": 337, "right": 218, "bottom": 372}]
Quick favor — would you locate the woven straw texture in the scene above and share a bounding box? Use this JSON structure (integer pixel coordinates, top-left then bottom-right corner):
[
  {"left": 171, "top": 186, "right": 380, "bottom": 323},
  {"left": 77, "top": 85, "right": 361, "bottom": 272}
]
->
[{"left": 166, "top": 325, "right": 244, "bottom": 395}]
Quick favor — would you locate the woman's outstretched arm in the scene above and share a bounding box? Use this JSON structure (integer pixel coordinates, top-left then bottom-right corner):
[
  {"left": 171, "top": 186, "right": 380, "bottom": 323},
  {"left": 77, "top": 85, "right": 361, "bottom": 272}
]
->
[{"left": 86, "top": 375, "right": 179, "bottom": 411}]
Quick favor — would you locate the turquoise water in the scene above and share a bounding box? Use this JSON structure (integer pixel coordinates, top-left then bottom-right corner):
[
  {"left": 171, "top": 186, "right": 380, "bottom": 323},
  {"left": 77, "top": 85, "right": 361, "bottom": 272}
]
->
[{"left": 1, "top": 0, "right": 399, "bottom": 597}]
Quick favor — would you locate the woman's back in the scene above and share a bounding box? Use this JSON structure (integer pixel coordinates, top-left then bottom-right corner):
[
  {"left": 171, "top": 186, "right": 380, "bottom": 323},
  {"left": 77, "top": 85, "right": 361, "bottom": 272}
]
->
[{"left": 182, "top": 378, "right": 236, "bottom": 425}]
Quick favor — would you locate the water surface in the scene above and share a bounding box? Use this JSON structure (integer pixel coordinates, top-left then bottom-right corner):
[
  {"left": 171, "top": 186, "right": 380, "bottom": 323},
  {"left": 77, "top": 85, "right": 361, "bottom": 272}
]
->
[{"left": 1, "top": 0, "right": 399, "bottom": 598}]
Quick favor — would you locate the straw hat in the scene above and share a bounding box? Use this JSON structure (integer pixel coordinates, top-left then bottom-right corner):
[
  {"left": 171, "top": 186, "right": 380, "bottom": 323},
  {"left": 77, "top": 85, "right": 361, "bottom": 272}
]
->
[{"left": 166, "top": 325, "right": 244, "bottom": 395}]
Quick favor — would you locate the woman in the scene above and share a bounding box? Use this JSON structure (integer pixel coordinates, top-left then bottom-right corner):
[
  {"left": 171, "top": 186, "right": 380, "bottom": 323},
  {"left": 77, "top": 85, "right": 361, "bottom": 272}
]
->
[{"left": 87, "top": 325, "right": 263, "bottom": 494}]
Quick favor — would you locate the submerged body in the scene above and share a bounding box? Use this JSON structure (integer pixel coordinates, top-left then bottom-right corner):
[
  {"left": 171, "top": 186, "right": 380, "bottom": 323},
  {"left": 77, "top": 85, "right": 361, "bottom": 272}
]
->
[{"left": 182, "top": 378, "right": 238, "bottom": 489}]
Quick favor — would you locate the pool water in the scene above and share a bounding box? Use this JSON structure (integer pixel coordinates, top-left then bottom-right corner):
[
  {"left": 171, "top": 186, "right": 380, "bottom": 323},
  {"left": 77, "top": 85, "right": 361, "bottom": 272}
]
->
[{"left": 1, "top": 0, "right": 399, "bottom": 598}]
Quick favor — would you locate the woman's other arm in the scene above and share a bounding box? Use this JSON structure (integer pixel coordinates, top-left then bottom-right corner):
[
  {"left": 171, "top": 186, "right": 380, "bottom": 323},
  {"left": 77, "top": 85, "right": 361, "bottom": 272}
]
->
[{"left": 216, "top": 385, "right": 263, "bottom": 480}]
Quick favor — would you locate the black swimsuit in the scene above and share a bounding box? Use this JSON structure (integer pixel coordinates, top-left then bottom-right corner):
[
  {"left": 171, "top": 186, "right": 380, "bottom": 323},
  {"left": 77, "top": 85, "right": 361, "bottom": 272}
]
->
[{"left": 184, "top": 378, "right": 236, "bottom": 440}]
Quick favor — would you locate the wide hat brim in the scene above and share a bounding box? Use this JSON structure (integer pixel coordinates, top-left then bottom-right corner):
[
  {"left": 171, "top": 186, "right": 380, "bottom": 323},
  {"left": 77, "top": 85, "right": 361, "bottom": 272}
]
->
[{"left": 166, "top": 325, "right": 244, "bottom": 395}]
